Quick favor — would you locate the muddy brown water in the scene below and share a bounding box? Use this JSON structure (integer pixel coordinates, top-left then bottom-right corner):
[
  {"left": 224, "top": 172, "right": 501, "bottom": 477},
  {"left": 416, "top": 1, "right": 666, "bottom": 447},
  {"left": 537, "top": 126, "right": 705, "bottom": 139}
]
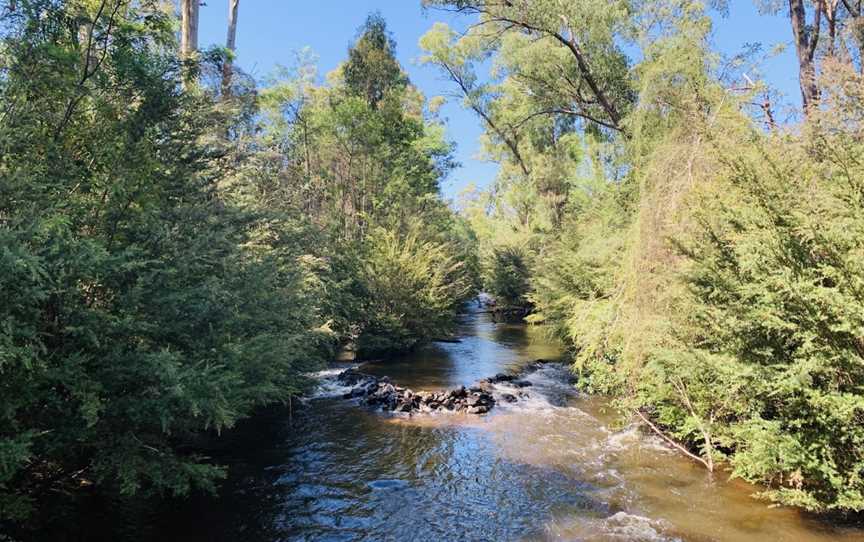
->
[{"left": 135, "top": 306, "right": 864, "bottom": 541}]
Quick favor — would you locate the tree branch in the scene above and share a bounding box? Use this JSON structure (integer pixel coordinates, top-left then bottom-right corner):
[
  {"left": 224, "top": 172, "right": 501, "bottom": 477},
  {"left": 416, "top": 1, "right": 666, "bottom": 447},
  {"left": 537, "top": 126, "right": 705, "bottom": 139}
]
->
[
  {"left": 634, "top": 409, "right": 714, "bottom": 472},
  {"left": 438, "top": 61, "right": 530, "bottom": 176}
]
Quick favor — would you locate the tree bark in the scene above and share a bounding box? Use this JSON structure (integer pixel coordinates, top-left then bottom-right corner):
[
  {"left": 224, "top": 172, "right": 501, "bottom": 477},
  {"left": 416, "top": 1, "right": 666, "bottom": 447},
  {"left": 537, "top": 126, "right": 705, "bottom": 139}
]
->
[
  {"left": 180, "top": 0, "right": 199, "bottom": 58},
  {"left": 789, "top": 0, "right": 822, "bottom": 116},
  {"left": 841, "top": 0, "right": 864, "bottom": 72},
  {"left": 824, "top": 0, "right": 840, "bottom": 57},
  {"left": 221, "top": 0, "right": 239, "bottom": 97}
]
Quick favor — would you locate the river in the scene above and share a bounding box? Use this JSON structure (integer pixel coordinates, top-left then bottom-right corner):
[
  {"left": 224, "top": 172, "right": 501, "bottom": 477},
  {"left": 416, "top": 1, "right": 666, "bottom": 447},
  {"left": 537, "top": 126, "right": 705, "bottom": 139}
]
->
[{"left": 146, "top": 304, "right": 863, "bottom": 541}]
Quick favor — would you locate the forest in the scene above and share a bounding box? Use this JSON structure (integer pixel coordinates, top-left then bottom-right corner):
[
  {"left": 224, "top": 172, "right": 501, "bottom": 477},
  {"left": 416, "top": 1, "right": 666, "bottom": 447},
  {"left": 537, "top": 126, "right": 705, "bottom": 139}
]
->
[{"left": 1, "top": 0, "right": 864, "bottom": 539}]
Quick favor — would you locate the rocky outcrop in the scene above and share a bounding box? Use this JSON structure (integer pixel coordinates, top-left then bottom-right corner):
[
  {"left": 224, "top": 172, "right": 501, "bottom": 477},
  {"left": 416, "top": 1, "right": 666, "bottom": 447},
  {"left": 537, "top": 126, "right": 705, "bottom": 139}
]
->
[
  {"left": 334, "top": 358, "right": 557, "bottom": 416},
  {"left": 337, "top": 369, "right": 498, "bottom": 415}
]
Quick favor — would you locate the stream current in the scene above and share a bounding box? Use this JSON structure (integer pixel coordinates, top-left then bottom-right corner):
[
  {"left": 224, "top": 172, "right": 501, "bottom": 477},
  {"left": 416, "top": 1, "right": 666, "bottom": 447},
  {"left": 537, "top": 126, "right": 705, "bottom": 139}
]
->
[{"left": 149, "top": 305, "right": 864, "bottom": 542}]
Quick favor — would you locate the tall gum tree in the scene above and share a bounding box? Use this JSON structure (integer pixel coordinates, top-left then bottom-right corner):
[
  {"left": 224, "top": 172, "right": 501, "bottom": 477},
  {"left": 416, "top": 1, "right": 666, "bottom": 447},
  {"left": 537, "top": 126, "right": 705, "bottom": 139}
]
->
[
  {"left": 221, "top": 0, "right": 239, "bottom": 96},
  {"left": 422, "top": 0, "right": 634, "bottom": 137}
]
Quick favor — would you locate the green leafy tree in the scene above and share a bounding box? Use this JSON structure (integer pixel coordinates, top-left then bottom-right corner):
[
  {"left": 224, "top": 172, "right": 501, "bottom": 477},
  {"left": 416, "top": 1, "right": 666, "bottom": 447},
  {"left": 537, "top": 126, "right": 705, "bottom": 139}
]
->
[
  {"left": 356, "top": 225, "right": 473, "bottom": 357},
  {"left": 344, "top": 13, "right": 408, "bottom": 108},
  {"left": 484, "top": 246, "right": 532, "bottom": 315},
  {"left": 0, "top": 0, "right": 331, "bottom": 525}
]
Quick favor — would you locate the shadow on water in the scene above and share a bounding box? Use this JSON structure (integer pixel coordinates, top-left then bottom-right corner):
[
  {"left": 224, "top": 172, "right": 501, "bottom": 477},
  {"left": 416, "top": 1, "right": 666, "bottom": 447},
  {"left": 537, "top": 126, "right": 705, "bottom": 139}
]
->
[
  {"left": 43, "top": 305, "right": 864, "bottom": 542},
  {"left": 152, "top": 399, "right": 615, "bottom": 542},
  {"left": 360, "top": 308, "right": 562, "bottom": 392}
]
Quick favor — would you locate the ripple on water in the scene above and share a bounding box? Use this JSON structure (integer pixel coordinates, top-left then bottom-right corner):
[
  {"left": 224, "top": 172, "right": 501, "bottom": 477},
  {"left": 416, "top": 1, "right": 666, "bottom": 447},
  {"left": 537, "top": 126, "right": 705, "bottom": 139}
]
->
[
  {"left": 366, "top": 479, "right": 409, "bottom": 490},
  {"left": 146, "top": 307, "right": 864, "bottom": 542}
]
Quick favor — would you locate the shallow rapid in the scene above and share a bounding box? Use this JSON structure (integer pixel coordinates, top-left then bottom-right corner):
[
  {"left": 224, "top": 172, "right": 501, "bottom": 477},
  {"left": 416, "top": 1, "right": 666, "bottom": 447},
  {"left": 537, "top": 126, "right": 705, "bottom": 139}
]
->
[{"left": 152, "top": 305, "right": 864, "bottom": 541}]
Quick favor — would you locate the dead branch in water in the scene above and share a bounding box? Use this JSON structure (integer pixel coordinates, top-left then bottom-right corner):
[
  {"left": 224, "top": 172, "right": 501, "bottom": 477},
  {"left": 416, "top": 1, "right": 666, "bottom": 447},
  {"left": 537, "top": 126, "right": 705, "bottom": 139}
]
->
[{"left": 633, "top": 409, "right": 714, "bottom": 472}]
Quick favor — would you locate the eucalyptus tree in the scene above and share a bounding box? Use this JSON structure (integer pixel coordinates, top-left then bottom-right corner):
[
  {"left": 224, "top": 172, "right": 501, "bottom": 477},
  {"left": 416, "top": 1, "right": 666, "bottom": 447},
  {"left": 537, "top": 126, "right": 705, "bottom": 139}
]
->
[
  {"left": 221, "top": 0, "right": 240, "bottom": 96},
  {"left": 180, "top": 0, "right": 199, "bottom": 57},
  {"left": 421, "top": 0, "right": 634, "bottom": 168}
]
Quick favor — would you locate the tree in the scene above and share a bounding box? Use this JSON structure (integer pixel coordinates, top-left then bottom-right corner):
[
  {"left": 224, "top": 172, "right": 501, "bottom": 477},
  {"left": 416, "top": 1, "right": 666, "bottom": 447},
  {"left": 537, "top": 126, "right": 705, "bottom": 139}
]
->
[
  {"left": 789, "top": 0, "right": 822, "bottom": 114},
  {"left": 0, "top": 0, "right": 334, "bottom": 527},
  {"left": 422, "top": 0, "right": 634, "bottom": 135},
  {"left": 420, "top": 0, "right": 635, "bottom": 232},
  {"left": 343, "top": 13, "right": 407, "bottom": 108},
  {"left": 221, "top": 0, "right": 239, "bottom": 96},
  {"left": 180, "top": 0, "right": 198, "bottom": 56}
]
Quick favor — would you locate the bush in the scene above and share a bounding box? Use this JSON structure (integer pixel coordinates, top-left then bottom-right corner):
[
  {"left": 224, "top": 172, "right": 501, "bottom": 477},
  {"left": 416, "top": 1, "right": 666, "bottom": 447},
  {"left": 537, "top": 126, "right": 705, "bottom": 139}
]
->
[
  {"left": 656, "top": 131, "right": 864, "bottom": 511},
  {"left": 526, "top": 186, "right": 631, "bottom": 387},
  {"left": 355, "top": 226, "right": 473, "bottom": 357},
  {"left": 0, "top": 2, "right": 330, "bottom": 521},
  {"left": 483, "top": 246, "right": 532, "bottom": 315}
]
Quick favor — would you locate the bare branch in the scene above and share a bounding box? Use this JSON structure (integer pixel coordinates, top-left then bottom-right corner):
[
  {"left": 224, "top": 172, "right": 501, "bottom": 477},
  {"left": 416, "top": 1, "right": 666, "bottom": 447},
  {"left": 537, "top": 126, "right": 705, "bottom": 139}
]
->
[{"left": 634, "top": 409, "right": 714, "bottom": 472}]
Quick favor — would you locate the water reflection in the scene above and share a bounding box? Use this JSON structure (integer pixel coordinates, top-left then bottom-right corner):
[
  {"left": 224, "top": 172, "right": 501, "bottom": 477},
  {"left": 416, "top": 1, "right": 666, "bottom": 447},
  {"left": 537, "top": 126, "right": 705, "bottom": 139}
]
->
[
  {"left": 361, "top": 311, "right": 561, "bottom": 391},
  {"left": 159, "top": 400, "right": 611, "bottom": 541},
  {"left": 148, "top": 307, "right": 864, "bottom": 542}
]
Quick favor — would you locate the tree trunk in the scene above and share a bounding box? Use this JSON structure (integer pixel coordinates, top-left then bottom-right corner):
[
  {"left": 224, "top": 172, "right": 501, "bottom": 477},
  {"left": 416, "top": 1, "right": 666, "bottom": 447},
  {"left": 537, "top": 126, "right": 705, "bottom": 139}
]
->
[
  {"left": 824, "top": 0, "right": 840, "bottom": 57},
  {"left": 180, "top": 0, "right": 199, "bottom": 58},
  {"left": 221, "top": 0, "right": 239, "bottom": 97},
  {"left": 841, "top": 0, "right": 864, "bottom": 72},
  {"left": 789, "top": 0, "right": 822, "bottom": 116}
]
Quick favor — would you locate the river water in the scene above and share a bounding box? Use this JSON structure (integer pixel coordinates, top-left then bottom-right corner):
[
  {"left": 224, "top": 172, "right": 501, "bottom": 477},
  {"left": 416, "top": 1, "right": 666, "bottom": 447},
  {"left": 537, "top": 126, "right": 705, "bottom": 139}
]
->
[{"left": 152, "top": 305, "right": 864, "bottom": 542}]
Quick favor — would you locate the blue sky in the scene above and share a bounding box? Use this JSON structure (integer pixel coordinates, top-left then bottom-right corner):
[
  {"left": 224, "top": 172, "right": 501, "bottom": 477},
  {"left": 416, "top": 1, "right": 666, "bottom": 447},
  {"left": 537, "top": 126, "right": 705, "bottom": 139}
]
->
[{"left": 197, "top": 1, "right": 800, "bottom": 200}]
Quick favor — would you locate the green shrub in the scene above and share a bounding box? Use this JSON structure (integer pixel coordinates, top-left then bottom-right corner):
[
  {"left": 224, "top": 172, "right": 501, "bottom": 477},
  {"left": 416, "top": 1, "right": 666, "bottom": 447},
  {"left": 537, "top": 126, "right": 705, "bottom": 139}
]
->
[
  {"left": 483, "top": 246, "right": 532, "bottom": 314},
  {"left": 0, "top": 1, "right": 330, "bottom": 521},
  {"left": 356, "top": 226, "right": 473, "bottom": 357},
  {"left": 656, "top": 132, "right": 864, "bottom": 511}
]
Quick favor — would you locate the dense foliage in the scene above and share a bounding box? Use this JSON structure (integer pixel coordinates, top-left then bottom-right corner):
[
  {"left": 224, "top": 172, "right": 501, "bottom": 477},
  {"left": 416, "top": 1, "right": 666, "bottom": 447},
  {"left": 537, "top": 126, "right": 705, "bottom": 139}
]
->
[
  {"left": 426, "top": 0, "right": 864, "bottom": 513},
  {"left": 356, "top": 225, "right": 472, "bottom": 356},
  {"left": 0, "top": 0, "right": 474, "bottom": 528},
  {"left": 483, "top": 246, "right": 532, "bottom": 316},
  {"left": 4, "top": 0, "right": 864, "bottom": 526},
  {"left": 657, "top": 90, "right": 864, "bottom": 510}
]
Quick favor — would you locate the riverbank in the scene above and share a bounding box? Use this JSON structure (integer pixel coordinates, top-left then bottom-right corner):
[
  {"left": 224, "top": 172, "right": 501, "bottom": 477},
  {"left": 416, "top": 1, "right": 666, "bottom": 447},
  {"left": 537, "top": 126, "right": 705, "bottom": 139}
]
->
[
  {"left": 16, "top": 305, "right": 864, "bottom": 541},
  {"left": 66, "top": 306, "right": 863, "bottom": 541}
]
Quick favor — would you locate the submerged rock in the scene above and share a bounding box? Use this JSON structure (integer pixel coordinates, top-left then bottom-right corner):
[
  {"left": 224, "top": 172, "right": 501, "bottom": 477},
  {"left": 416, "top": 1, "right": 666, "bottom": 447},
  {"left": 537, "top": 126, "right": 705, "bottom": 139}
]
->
[
  {"left": 334, "top": 370, "right": 497, "bottom": 415},
  {"left": 338, "top": 368, "right": 375, "bottom": 387},
  {"left": 332, "top": 358, "right": 568, "bottom": 416}
]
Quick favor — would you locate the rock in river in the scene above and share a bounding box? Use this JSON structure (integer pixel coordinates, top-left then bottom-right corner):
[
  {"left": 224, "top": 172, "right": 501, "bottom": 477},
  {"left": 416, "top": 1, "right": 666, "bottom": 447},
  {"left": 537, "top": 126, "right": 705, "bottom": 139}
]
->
[{"left": 331, "top": 358, "right": 567, "bottom": 416}]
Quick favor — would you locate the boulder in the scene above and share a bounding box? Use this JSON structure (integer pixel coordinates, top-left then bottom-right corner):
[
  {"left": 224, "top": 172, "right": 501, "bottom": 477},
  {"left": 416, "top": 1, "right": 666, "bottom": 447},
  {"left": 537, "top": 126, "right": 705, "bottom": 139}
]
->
[
  {"left": 347, "top": 386, "right": 369, "bottom": 399},
  {"left": 336, "top": 368, "right": 369, "bottom": 386},
  {"left": 466, "top": 392, "right": 495, "bottom": 409},
  {"left": 335, "top": 361, "right": 572, "bottom": 417}
]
